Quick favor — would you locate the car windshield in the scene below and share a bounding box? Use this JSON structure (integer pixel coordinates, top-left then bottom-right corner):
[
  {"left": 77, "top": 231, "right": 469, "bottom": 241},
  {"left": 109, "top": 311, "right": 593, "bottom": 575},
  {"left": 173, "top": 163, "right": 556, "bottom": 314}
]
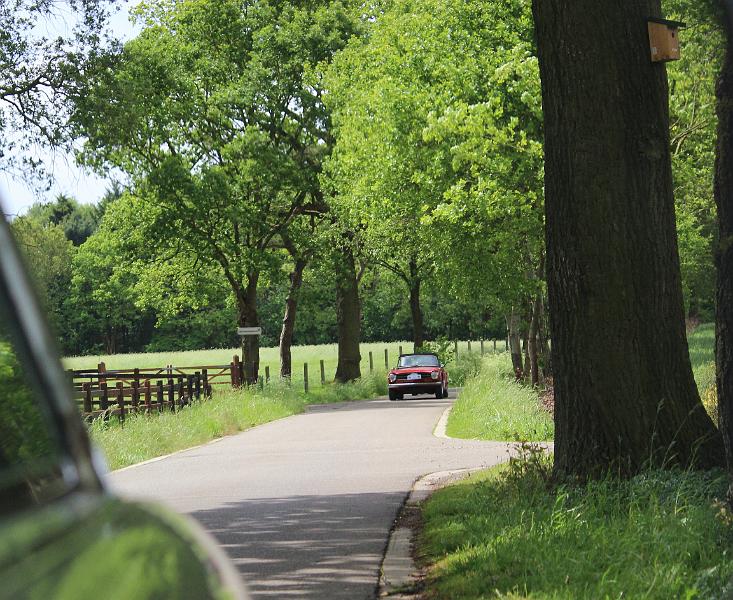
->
[{"left": 398, "top": 354, "right": 440, "bottom": 368}]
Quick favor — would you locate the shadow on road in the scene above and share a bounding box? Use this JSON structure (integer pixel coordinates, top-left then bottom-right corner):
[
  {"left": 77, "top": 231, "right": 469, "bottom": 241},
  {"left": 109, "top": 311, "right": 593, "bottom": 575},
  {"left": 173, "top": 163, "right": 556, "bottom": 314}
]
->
[
  {"left": 306, "top": 393, "right": 454, "bottom": 415},
  {"left": 190, "top": 492, "right": 404, "bottom": 599}
]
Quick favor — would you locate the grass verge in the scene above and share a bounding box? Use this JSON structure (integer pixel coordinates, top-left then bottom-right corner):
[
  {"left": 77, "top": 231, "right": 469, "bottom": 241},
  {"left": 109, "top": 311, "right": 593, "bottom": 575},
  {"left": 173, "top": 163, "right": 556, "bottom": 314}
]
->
[
  {"left": 689, "top": 323, "right": 717, "bottom": 423},
  {"left": 421, "top": 461, "right": 733, "bottom": 599},
  {"left": 445, "top": 353, "right": 553, "bottom": 441},
  {"left": 420, "top": 325, "right": 724, "bottom": 599},
  {"left": 90, "top": 372, "right": 387, "bottom": 470}
]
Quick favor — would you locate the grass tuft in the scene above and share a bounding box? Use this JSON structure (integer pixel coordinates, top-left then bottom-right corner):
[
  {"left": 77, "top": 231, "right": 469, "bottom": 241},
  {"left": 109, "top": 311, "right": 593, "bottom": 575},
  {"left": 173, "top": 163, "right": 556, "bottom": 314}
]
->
[
  {"left": 445, "top": 354, "right": 553, "bottom": 441},
  {"left": 422, "top": 465, "right": 733, "bottom": 599}
]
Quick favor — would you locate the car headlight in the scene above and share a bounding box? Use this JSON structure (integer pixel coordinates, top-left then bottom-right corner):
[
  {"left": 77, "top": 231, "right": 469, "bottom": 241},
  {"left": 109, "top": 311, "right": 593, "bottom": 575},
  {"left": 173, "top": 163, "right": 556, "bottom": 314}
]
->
[
  {"left": 431, "top": 371, "right": 439, "bottom": 380},
  {"left": 388, "top": 373, "right": 397, "bottom": 383}
]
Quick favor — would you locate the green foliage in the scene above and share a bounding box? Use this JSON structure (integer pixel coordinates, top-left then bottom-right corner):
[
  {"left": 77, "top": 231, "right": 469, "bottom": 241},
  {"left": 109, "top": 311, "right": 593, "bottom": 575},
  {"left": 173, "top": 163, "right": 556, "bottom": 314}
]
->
[
  {"left": 664, "top": 2, "right": 723, "bottom": 319},
  {"left": 415, "top": 339, "right": 455, "bottom": 366},
  {"left": 72, "top": 0, "right": 360, "bottom": 339},
  {"left": 25, "top": 195, "right": 102, "bottom": 246},
  {"left": 325, "top": 0, "right": 544, "bottom": 319},
  {"left": 0, "top": 1, "right": 110, "bottom": 173},
  {"left": 446, "top": 351, "right": 483, "bottom": 387},
  {"left": 421, "top": 466, "right": 733, "bottom": 599},
  {"left": 10, "top": 217, "right": 75, "bottom": 336},
  {"left": 0, "top": 337, "right": 58, "bottom": 468},
  {"left": 446, "top": 353, "right": 553, "bottom": 441}
]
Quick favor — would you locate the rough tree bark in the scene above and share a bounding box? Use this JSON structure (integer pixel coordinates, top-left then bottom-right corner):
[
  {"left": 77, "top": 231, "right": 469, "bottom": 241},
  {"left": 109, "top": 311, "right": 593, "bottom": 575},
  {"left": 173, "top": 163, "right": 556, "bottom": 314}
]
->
[
  {"left": 533, "top": 0, "right": 724, "bottom": 477},
  {"left": 236, "top": 271, "right": 260, "bottom": 385},
  {"left": 715, "top": 12, "right": 733, "bottom": 472},
  {"left": 408, "top": 258, "right": 424, "bottom": 349},
  {"left": 335, "top": 245, "right": 361, "bottom": 383},
  {"left": 279, "top": 255, "right": 308, "bottom": 379},
  {"left": 528, "top": 291, "right": 542, "bottom": 387},
  {"left": 507, "top": 310, "right": 523, "bottom": 377}
]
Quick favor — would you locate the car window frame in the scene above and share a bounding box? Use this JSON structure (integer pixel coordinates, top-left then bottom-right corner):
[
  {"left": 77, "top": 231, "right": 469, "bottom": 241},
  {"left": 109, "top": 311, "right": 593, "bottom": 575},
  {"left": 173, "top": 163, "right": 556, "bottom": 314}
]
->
[{"left": 0, "top": 208, "right": 104, "bottom": 506}]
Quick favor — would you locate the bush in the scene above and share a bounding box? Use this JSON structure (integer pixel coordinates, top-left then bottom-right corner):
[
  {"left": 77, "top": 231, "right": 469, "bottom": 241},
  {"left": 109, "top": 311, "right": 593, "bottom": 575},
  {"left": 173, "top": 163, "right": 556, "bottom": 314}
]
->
[{"left": 446, "top": 351, "right": 482, "bottom": 386}]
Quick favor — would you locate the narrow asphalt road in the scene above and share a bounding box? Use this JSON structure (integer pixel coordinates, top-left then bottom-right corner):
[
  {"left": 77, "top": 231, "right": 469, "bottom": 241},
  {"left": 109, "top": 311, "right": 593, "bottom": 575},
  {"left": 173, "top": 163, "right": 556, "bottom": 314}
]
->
[{"left": 109, "top": 390, "right": 510, "bottom": 599}]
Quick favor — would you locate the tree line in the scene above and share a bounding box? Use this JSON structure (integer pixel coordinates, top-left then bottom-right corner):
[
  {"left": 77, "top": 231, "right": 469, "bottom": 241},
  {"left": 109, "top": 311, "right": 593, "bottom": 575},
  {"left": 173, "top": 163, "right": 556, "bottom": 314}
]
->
[{"left": 3, "top": 0, "right": 733, "bottom": 481}]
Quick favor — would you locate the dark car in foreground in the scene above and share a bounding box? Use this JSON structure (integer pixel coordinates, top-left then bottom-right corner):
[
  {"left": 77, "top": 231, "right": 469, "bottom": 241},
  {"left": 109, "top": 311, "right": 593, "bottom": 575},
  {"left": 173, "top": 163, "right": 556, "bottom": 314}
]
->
[
  {"left": 0, "top": 208, "right": 247, "bottom": 599},
  {"left": 387, "top": 353, "right": 448, "bottom": 400}
]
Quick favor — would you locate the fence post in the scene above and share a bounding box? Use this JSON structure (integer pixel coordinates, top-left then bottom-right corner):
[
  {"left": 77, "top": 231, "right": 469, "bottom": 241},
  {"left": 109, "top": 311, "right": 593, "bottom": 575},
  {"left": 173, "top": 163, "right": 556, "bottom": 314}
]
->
[
  {"left": 369, "top": 351, "right": 374, "bottom": 373},
  {"left": 97, "top": 361, "right": 106, "bottom": 386},
  {"left": 167, "top": 377, "right": 175, "bottom": 411},
  {"left": 467, "top": 340, "right": 471, "bottom": 353},
  {"left": 157, "top": 380, "right": 164, "bottom": 412},
  {"left": 454, "top": 340, "right": 458, "bottom": 357},
  {"left": 384, "top": 348, "right": 389, "bottom": 369},
  {"left": 144, "top": 379, "right": 152, "bottom": 412},
  {"left": 82, "top": 383, "right": 92, "bottom": 414},
  {"left": 231, "top": 355, "right": 241, "bottom": 387},
  {"left": 304, "top": 363, "right": 309, "bottom": 394},
  {"left": 506, "top": 336, "right": 509, "bottom": 352},
  {"left": 178, "top": 376, "right": 185, "bottom": 407},
  {"left": 100, "top": 382, "right": 109, "bottom": 420},
  {"left": 116, "top": 382, "right": 125, "bottom": 424},
  {"left": 202, "top": 369, "right": 211, "bottom": 397},
  {"left": 265, "top": 365, "right": 270, "bottom": 383},
  {"left": 186, "top": 375, "right": 193, "bottom": 403},
  {"left": 494, "top": 339, "right": 497, "bottom": 353},
  {"left": 480, "top": 340, "right": 484, "bottom": 355},
  {"left": 320, "top": 360, "right": 325, "bottom": 385},
  {"left": 195, "top": 372, "right": 201, "bottom": 400},
  {"left": 131, "top": 381, "right": 139, "bottom": 412},
  {"left": 399, "top": 345, "right": 403, "bottom": 356}
]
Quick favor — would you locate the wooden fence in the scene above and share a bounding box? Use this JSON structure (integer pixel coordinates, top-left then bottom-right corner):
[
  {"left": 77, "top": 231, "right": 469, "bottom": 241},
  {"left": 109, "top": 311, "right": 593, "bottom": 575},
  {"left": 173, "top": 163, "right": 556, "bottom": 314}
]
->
[
  {"left": 68, "top": 356, "right": 247, "bottom": 421},
  {"left": 70, "top": 340, "right": 510, "bottom": 420}
]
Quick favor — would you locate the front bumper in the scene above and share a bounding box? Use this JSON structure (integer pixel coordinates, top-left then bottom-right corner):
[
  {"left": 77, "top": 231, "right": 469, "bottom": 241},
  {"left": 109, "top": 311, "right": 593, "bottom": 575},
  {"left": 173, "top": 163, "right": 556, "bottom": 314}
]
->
[{"left": 388, "top": 382, "right": 441, "bottom": 394}]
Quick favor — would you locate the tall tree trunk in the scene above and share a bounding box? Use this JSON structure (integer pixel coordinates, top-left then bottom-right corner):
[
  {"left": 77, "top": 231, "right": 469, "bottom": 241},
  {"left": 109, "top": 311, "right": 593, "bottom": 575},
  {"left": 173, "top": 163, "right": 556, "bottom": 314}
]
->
[
  {"left": 280, "top": 257, "right": 307, "bottom": 379},
  {"left": 408, "top": 259, "right": 424, "bottom": 349},
  {"left": 537, "top": 294, "right": 552, "bottom": 378},
  {"left": 105, "top": 329, "right": 116, "bottom": 356},
  {"left": 236, "top": 270, "right": 260, "bottom": 385},
  {"left": 528, "top": 291, "right": 542, "bottom": 387},
  {"left": 335, "top": 245, "right": 361, "bottom": 383},
  {"left": 715, "top": 14, "right": 733, "bottom": 473},
  {"left": 507, "top": 310, "right": 523, "bottom": 377},
  {"left": 533, "top": 0, "right": 724, "bottom": 478}
]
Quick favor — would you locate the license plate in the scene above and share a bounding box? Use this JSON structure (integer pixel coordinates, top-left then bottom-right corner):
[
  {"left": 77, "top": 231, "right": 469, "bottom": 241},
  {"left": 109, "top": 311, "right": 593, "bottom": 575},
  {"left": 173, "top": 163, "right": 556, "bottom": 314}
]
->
[{"left": 407, "top": 373, "right": 421, "bottom": 380}]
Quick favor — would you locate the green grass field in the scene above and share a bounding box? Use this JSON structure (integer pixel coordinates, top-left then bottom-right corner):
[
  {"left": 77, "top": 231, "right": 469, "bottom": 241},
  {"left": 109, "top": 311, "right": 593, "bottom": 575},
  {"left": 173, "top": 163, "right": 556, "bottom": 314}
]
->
[{"left": 64, "top": 339, "right": 507, "bottom": 387}]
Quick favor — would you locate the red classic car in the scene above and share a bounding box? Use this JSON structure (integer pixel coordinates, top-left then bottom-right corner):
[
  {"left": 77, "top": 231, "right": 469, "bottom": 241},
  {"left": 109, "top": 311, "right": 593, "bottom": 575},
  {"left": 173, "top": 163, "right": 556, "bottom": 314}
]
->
[{"left": 387, "top": 352, "right": 448, "bottom": 400}]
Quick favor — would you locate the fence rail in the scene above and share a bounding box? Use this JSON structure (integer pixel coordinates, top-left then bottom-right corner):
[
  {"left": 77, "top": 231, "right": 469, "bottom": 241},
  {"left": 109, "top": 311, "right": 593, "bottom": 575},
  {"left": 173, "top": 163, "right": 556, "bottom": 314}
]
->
[
  {"left": 68, "top": 356, "right": 248, "bottom": 421},
  {"left": 69, "top": 340, "right": 510, "bottom": 421}
]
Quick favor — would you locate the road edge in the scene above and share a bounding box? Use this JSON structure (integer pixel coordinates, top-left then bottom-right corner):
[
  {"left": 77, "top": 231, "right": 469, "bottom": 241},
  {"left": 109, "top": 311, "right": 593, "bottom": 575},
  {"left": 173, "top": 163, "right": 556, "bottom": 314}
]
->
[{"left": 378, "top": 467, "right": 485, "bottom": 598}]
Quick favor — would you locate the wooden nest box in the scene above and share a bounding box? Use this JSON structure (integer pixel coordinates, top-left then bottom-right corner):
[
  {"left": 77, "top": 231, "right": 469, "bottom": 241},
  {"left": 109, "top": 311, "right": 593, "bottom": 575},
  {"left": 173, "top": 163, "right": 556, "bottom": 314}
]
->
[{"left": 647, "top": 17, "right": 686, "bottom": 63}]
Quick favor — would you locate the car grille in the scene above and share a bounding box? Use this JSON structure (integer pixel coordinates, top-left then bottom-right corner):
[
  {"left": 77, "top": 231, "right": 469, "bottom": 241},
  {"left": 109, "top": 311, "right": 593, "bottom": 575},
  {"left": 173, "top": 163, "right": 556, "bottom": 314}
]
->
[{"left": 394, "top": 372, "right": 432, "bottom": 381}]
